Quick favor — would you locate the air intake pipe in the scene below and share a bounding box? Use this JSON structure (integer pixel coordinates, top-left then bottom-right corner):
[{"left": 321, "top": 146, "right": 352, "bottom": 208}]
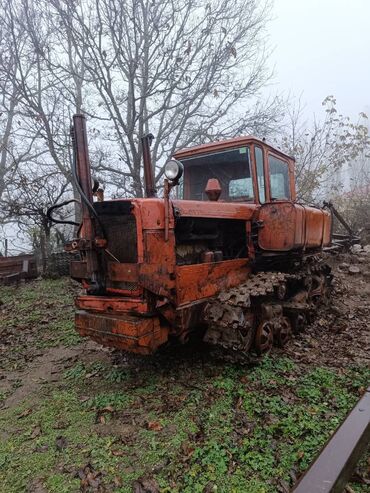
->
[{"left": 71, "top": 114, "right": 104, "bottom": 293}]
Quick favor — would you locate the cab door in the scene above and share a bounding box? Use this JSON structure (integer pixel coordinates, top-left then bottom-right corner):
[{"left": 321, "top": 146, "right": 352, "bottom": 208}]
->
[{"left": 265, "top": 152, "right": 296, "bottom": 202}]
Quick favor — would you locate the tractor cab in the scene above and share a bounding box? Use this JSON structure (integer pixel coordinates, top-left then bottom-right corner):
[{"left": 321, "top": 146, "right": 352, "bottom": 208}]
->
[{"left": 173, "top": 137, "right": 296, "bottom": 204}]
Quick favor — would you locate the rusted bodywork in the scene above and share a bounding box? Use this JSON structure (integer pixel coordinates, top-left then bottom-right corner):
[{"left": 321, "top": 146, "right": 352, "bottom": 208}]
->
[
  {"left": 258, "top": 203, "right": 331, "bottom": 251},
  {"left": 66, "top": 118, "right": 332, "bottom": 355}
]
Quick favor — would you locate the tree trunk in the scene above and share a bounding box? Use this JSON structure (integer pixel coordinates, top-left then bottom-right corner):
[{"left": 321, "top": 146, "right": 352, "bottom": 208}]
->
[
  {"left": 0, "top": 83, "right": 17, "bottom": 199},
  {"left": 39, "top": 231, "right": 47, "bottom": 274}
]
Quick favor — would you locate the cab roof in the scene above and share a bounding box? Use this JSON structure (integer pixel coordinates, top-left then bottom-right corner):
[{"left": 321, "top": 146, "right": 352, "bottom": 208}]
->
[{"left": 174, "top": 136, "right": 294, "bottom": 162}]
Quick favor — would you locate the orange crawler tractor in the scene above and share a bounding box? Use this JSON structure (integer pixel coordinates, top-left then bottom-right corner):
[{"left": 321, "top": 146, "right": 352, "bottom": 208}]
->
[{"left": 65, "top": 115, "right": 332, "bottom": 356}]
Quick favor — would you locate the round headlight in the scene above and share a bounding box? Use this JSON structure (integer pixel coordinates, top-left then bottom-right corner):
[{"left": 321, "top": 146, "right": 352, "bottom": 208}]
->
[{"left": 164, "top": 159, "right": 183, "bottom": 181}]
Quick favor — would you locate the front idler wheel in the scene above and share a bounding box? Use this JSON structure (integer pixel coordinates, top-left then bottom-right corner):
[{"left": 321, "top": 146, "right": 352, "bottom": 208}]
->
[{"left": 255, "top": 321, "right": 274, "bottom": 355}]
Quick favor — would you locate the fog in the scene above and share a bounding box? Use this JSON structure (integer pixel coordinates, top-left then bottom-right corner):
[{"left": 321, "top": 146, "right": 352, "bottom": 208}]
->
[
  {"left": 270, "top": 0, "right": 370, "bottom": 118},
  {"left": 2, "top": 0, "right": 369, "bottom": 255}
]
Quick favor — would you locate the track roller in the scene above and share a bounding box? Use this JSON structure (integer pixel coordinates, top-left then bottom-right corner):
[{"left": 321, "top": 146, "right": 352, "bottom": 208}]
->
[{"left": 255, "top": 320, "right": 274, "bottom": 355}]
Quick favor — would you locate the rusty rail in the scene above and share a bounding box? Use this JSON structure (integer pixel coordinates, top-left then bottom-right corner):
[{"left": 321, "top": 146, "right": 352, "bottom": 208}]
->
[
  {"left": 323, "top": 201, "right": 360, "bottom": 249},
  {"left": 292, "top": 387, "right": 370, "bottom": 493}
]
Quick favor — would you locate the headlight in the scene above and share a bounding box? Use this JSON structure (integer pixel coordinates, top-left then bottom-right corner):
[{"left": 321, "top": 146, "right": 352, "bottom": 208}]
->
[{"left": 164, "top": 159, "right": 183, "bottom": 181}]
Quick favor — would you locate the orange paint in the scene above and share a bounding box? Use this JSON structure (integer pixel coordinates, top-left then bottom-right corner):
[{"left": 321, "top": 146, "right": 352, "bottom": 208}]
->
[
  {"left": 76, "top": 310, "right": 168, "bottom": 354},
  {"left": 258, "top": 202, "right": 332, "bottom": 251},
  {"left": 76, "top": 296, "right": 149, "bottom": 314},
  {"left": 176, "top": 259, "right": 251, "bottom": 305}
]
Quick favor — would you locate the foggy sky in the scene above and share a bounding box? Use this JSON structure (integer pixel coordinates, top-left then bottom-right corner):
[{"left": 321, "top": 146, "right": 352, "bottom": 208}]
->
[{"left": 269, "top": 0, "right": 370, "bottom": 119}]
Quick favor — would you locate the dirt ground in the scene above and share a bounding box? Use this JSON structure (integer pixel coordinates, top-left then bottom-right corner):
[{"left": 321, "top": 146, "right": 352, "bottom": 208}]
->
[{"left": 0, "top": 251, "right": 369, "bottom": 493}]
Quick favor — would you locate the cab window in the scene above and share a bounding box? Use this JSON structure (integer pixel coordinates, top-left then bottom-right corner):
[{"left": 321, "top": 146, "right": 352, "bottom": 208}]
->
[
  {"left": 180, "top": 147, "right": 253, "bottom": 202},
  {"left": 255, "top": 146, "right": 265, "bottom": 203},
  {"left": 268, "top": 155, "right": 290, "bottom": 200},
  {"left": 229, "top": 177, "right": 253, "bottom": 198}
]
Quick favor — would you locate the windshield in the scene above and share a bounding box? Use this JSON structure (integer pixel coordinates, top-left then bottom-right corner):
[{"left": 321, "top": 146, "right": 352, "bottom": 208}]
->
[{"left": 179, "top": 147, "right": 253, "bottom": 201}]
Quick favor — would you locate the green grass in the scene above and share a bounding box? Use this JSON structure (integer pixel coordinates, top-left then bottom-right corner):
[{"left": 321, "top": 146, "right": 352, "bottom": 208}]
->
[
  {"left": 0, "top": 278, "right": 369, "bottom": 492},
  {"left": 0, "top": 279, "right": 81, "bottom": 372}
]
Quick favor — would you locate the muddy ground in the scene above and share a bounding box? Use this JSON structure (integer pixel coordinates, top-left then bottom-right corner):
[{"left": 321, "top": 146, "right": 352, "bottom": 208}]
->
[{"left": 0, "top": 252, "right": 369, "bottom": 493}]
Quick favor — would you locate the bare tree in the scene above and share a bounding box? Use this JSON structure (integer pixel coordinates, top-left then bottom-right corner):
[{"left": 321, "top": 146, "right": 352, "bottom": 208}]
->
[
  {"left": 278, "top": 96, "right": 370, "bottom": 203},
  {"left": 0, "top": 0, "right": 95, "bottom": 230},
  {"left": 0, "top": 170, "right": 71, "bottom": 270},
  {"left": 0, "top": 0, "right": 284, "bottom": 250},
  {"left": 49, "top": 0, "right": 281, "bottom": 196},
  {"left": 0, "top": 2, "right": 40, "bottom": 202}
]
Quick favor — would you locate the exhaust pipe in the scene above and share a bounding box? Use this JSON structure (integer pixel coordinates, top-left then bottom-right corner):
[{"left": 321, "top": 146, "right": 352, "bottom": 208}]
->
[
  {"left": 71, "top": 114, "right": 104, "bottom": 293},
  {"left": 141, "top": 133, "right": 157, "bottom": 198}
]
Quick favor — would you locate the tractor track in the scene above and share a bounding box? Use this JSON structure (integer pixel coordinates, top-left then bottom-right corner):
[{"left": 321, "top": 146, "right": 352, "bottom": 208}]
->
[{"left": 204, "top": 257, "right": 332, "bottom": 357}]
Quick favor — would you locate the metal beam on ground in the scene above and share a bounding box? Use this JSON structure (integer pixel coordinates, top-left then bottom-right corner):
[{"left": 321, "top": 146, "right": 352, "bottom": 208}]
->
[{"left": 292, "top": 387, "right": 370, "bottom": 493}]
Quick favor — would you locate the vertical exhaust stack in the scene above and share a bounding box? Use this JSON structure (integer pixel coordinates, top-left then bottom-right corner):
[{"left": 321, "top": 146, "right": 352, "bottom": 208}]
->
[
  {"left": 71, "top": 114, "right": 104, "bottom": 293},
  {"left": 141, "top": 134, "right": 157, "bottom": 198},
  {"left": 72, "top": 114, "right": 94, "bottom": 239}
]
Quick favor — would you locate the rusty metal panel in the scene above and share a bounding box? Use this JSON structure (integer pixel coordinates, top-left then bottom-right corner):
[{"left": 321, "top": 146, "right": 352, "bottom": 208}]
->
[
  {"left": 303, "top": 205, "right": 325, "bottom": 248},
  {"left": 70, "top": 260, "right": 87, "bottom": 279},
  {"left": 258, "top": 202, "right": 331, "bottom": 252},
  {"left": 76, "top": 295, "right": 149, "bottom": 314},
  {"left": 322, "top": 210, "right": 332, "bottom": 246},
  {"left": 176, "top": 258, "right": 250, "bottom": 305},
  {"left": 176, "top": 299, "right": 207, "bottom": 331},
  {"left": 76, "top": 310, "right": 168, "bottom": 354},
  {"left": 136, "top": 198, "right": 172, "bottom": 230},
  {"left": 292, "top": 388, "right": 370, "bottom": 493},
  {"left": 293, "top": 204, "right": 305, "bottom": 247},
  {"left": 258, "top": 202, "right": 297, "bottom": 251},
  {"left": 174, "top": 136, "right": 294, "bottom": 164},
  {"left": 108, "top": 262, "right": 139, "bottom": 282},
  {"left": 139, "top": 231, "right": 176, "bottom": 299},
  {"left": 171, "top": 199, "right": 256, "bottom": 220}
]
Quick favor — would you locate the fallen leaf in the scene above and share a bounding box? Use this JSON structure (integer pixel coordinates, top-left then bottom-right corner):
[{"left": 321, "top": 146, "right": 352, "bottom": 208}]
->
[
  {"left": 113, "top": 476, "right": 122, "bottom": 487},
  {"left": 101, "top": 405, "right": 114, "bottom": 413},
  {"left": 53, "top": 420, "right": 69, "bottom": 430},
  {"left": 111, "top": 449, "right": 124, "bottom": 457},
  {"left": 85, "top": 371, "right": 99, "bottom": 378},
  {"left": 236, "top": 396, "right": 243, "bottom": 409},
  {"left": 17, "top": 408, "right": 32, "bottom": 419},
  {"left": 30, "top": 425, "right": 41, "bottom": 439},
  {"left": 133, "top": 477, "right": 159, "bottom": 493},
  {"left": 77, "top": 463, "right": 102, "bottom": 491},
  {"left": 147, "top": 421, "right": 163, "bottom": 432},
  {"left": 27, "top": 478, "right": 47, "bottom": 493},
  {"left": 203, "top": 482, "right": 216, "bottom": 493},
  {"left": 34, "top": 444, "right": 49, "bottom": 453}
]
